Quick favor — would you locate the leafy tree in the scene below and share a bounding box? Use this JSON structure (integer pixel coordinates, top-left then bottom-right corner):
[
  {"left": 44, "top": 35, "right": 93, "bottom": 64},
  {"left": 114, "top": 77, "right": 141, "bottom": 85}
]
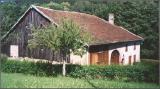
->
[
  {"left": 0, "top": 3, "right": 24, "bottom": 37},
  {"left": 40, "top": 1, "right": 70, "bottom": 10},
  {"left": 112, "top": 1, "right": 158, "bottom": 59},
  {"left": 28, "top": 19, "right": 92, "bottom": 76},
  {"left": 71, "top": 0, "right": 98, "bottom": 15}
]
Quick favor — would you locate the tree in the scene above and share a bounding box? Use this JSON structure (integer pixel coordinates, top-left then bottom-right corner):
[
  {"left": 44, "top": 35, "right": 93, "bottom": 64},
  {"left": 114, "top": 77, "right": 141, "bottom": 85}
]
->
[
  {"left": 41, "top": 1, "right": 70, "bottom": 11},
  {"left": 71, "top": 0, "right": 95, "bottom": 14},
  {"left": 28, "top": 19, "right": 92, "bottom": 76},
  {"left": 0, "top": 3, "right": 24, "bottom": 38}
]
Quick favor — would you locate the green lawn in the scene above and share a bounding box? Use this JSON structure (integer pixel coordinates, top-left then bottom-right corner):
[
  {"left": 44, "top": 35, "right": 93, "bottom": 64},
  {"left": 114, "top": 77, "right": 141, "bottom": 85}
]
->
[{"left": 1, "top": 72, "right": 160, "bottom": 88}]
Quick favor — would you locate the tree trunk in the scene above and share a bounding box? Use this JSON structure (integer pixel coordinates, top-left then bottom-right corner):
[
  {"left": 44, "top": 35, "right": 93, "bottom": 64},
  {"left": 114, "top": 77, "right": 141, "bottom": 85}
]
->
[
  {"left": 62, "top": 50, "right": 67, "bottom": 76},
  {"left": 62, "top": 59, "right": 66, "bottom": 76},
  {"left": 62, "top": 49, "right": 69, "bottom": 76}
]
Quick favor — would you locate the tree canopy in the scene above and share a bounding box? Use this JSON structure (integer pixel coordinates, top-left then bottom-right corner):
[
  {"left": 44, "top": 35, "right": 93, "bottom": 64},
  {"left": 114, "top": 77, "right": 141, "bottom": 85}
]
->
[{"left": 28, "top": 19, "right": 92, "bottom": 75}]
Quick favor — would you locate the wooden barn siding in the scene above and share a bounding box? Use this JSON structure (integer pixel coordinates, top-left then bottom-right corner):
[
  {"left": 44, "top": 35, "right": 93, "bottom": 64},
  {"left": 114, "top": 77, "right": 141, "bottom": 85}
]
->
[
  {"left": 1, "top": 9, "right": 63, "bottom": 62},
  {"left": 1, "top": 42, "right": 10, "bottom": 56},
  {"left": 89, "top": 44, "right": 109, "bottom": 65}
]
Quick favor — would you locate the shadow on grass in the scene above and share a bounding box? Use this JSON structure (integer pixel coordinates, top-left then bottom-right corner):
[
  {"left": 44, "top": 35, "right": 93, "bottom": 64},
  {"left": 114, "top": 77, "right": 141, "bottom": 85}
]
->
[{"left": 85, "top": 78, "right": 99, "bottom": 88}]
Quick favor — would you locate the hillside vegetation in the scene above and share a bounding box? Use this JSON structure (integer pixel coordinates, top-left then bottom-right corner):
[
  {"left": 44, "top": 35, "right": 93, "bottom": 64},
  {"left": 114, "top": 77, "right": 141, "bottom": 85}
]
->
[{"left": 0, "top": 0, "right": 158, "bottom": 59}]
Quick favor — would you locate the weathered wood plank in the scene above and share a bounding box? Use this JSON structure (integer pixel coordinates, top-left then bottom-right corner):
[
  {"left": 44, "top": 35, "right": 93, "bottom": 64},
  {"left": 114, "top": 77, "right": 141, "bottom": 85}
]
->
[{"left": 1, "top": 8, "right": 62, "bottom": 62}]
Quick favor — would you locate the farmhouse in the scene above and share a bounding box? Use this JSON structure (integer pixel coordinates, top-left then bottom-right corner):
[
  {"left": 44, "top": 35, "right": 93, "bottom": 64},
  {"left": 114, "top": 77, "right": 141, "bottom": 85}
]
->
[{"left": 1, "top": 5, "right": 143, "bottom": 65}]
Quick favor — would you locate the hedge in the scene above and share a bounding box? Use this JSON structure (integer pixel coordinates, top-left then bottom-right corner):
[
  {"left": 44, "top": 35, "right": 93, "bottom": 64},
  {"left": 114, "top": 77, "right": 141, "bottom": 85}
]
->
[
  {"left": 0, "top": 55, "right": 81, "bottom": 76},
  {"left": 0, "top": 54, "right": 159, "bottom": 83},
  {"left": 69, "top": 63, "right": 159, "bottom": 83}
]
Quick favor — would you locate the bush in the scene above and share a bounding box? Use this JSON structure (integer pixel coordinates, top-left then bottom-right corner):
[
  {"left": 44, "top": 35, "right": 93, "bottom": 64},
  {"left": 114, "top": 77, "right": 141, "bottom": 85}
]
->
[
  {"left": 1, "top": 57, "right": 158, "bottom": 83},
  {"left": 70, "top": 63, "right": 159, "bottom": 83},
  {"left": 1, "top": 58, "right": 81, "bottom": 77}
]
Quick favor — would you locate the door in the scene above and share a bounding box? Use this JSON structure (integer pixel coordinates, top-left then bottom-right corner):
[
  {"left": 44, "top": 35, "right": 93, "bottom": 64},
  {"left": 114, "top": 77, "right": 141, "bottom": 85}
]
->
[
  {"left": 111, "top": 50, "right": 120, "bottom": 64},
  {"left": 10, "top": 45, "right": 19, "bottom": 58}
]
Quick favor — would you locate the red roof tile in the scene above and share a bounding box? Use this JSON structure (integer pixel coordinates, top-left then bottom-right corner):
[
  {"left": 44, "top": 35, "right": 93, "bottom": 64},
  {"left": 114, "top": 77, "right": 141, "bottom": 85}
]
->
[{"left": 35, "top": 6, "right": 143, "bottom": 45}]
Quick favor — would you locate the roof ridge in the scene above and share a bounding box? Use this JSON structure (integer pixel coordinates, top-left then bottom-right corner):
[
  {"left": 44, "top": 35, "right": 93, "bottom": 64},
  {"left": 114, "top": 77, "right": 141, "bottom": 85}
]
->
[
  {"left": 33, "top": 5, "right": 121, "bottom": 29},
  {"left": 33, "top": 5, "right": 126, "bottom": 29},
  {"left": 32, "top": 5, "right": 59, "bottom": 26},
  {"left": 33, "top": 5, "right": 111, "bottom": 23},
  {"left": 34, "top": 5, "right": 94, "bottom": 16}
]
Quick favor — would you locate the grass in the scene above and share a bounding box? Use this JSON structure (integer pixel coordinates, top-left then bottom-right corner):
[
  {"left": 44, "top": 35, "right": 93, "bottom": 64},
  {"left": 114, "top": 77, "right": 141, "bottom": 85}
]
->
[{"left": 1, "top": 72, "right": 160, "bottom": 88}]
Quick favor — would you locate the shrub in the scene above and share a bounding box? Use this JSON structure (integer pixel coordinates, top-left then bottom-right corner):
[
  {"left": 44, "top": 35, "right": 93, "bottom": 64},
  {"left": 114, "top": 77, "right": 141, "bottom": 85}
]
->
[
  {"left": 1, "top": 57, "right": 158, "bottom": 83},
  {"left": 1, "top": 58, "right": 81, "bottom": 77},
  {"left": 69, "top": 63, "right": 159, "bottom": 83}
]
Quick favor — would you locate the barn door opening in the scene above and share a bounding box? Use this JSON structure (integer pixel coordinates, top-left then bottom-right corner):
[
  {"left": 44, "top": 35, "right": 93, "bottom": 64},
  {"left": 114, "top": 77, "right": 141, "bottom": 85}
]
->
[
  {"left": 10, "top": 45, "right": 19, "bottom": 58},
  {"left": 111, "top": 50, "right": 119, "bottom": 64}
]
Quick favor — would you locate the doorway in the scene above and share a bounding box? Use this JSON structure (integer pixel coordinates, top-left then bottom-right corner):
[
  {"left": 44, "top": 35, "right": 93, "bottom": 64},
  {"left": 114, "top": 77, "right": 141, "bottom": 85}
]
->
[
  {"left": 10, "top": 45, "right": 19, "bottom": 58},
  {"left": 111, "top": 50, "right": 120, "bottom": 64}
]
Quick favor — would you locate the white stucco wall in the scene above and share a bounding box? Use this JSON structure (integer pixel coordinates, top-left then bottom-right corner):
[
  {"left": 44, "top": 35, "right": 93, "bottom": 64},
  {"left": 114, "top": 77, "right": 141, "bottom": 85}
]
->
[
  {"left": 70, "top": 52, "right": 89, "bottom": 65},
  {"left": 70, "top": 42, "right": 141, "bottom": 65},
  {"left": 108, "top": 42, "right": 141, "bottom": 65}
]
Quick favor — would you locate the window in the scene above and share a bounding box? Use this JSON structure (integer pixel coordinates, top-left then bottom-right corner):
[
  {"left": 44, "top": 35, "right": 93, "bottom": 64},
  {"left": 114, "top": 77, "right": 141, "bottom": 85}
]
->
[
  {"left": 134, "top": 43, "right": 136, "bottom": 50},
  {"left": 133, "top": 55, "right": 136, "bottom": 63},
  {"left": 125, "top": 44, "right": 128, "bottom": 52}
]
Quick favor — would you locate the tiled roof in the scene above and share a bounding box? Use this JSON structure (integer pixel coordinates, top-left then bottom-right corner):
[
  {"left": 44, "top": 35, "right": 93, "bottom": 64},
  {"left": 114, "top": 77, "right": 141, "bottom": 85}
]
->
[
  {"left": 2, "top": 5, "right": 143, "bottom": 45},
  {"left": 35, "top": 6, "right": 143, "bottom": 45}
]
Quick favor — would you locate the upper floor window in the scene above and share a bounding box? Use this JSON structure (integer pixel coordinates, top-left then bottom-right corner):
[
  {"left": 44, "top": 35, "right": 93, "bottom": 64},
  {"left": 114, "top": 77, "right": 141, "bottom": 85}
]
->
[
  {"left": 134, "top": 43, "right": 136, "bottom": 50},
  {"left": 125, "top": 44, "right": 128, "bottom": 52}
]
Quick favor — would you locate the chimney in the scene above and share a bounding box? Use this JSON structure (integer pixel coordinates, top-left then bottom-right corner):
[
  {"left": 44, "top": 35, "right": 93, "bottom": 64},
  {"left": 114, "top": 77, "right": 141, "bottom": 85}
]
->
[{"left": 108, "top": 13, "right": 114, "bottom": 24}]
